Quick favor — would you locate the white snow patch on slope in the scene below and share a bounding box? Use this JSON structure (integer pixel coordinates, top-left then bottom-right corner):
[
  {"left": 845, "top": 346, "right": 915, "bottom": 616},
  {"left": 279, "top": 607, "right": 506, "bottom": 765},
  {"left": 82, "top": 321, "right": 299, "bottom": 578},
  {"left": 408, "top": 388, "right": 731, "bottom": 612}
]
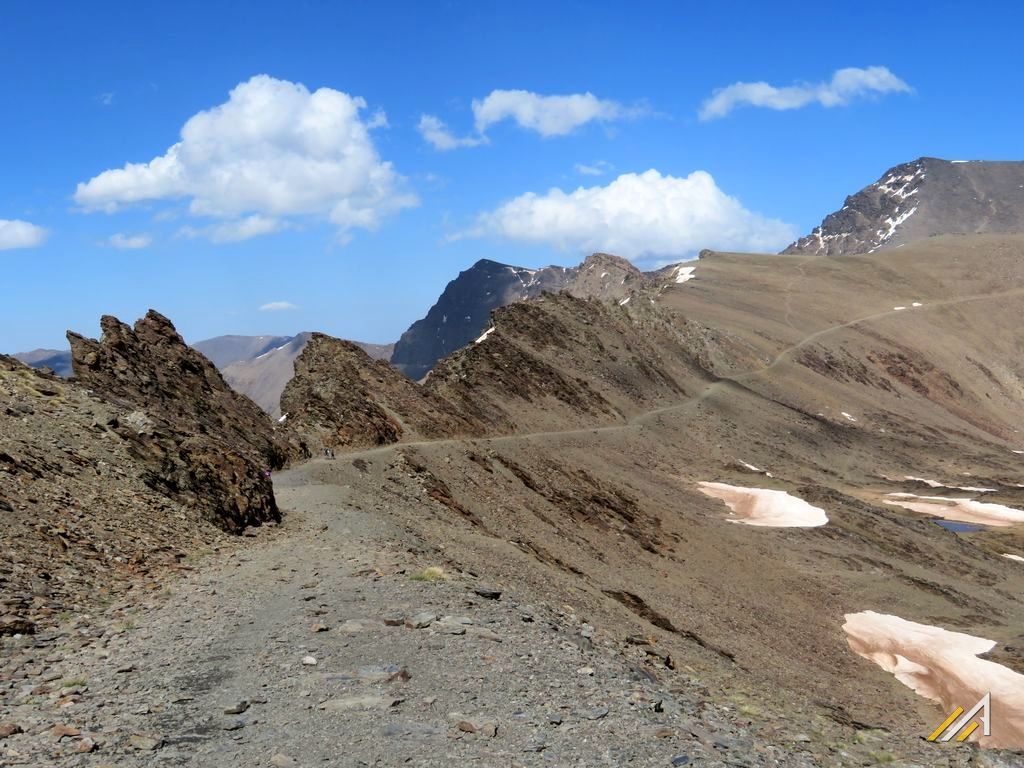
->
[
  {"left": 876, "top": 205, "right": 918, "bottom": 243},
  {"left": 841, "top": 412, "right": 857, "bottom": 422},
  {"left": 738, "top": 461, "right": 773, "bottom": 478},
  {"left": 674, "top": 265, "right": 696, "bottom": 283},
  {"left": 904, "top": 476, "right": 995, "bottom": 493},
  {"left": 255, "top": 342, "right": 291, "bottom": 361},
  {"left": 618, "top": 296, "right": 631, "bottom": 306},
  {"left": 277, "top": 413, "right": 289, "bottom": 423},
  {"left": 884, "top": 493, "right": 1024, "bottom": 527},
  {"left": 474, "top": 327, "right": 495, "bottom": 344},
  {"left": 894, "top": 306, "right": 907, "bottom": 311},
  {"left": 1003, "top": 554, "right": 1024, "bottom": 562},
  {"left": 842, "top": 611, "right": 1024, "bottom": 748},
  {"left": 697, "top": 482, "right": 828, "bottom": 527}
]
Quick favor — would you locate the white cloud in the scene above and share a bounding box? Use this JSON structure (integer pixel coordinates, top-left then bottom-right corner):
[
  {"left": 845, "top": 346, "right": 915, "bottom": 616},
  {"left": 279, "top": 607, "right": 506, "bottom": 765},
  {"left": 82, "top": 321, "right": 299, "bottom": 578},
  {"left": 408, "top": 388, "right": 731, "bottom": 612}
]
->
[
  {"left": 417, "top": 115, "right": 488, "bottom": 151},
  {"left": 455, "top": 169, "right": 795, "bottom": 259},
  {"left": 75, "top": 75, "right": 417, "bottom": 241},
  {"left": 700, "top": 66, "right": 911, "bottom": 120},
  {"left": 420, "top": 89, "right": 638, "bottom": 150},
  {"left": 0, "top": 219, "right": 48, "bottom": 250},
  {"left": 575, "top": 160, "right": 612, "bottom": 176},
  {"left": 473, "top": 90, "right": 627, "bottom": 136},
  {"left": 98, "top": 92, "right": 115, "bottom": 106},
  {"left": 107, "top": 232, "right": 151, "bottom": 249},
  {"left": 259, "top": 301, "right": 298, "bottom": 312}
]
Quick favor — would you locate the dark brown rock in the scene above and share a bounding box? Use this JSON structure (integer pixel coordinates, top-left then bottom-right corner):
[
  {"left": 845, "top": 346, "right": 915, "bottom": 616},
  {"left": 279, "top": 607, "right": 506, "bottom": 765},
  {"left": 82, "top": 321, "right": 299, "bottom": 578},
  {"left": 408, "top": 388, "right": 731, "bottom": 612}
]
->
[
  {"left": 68, "top": 311, "right": 308, "bottom": 532},
  {"left": 281, "top": 334, "right": 482, "bottom": 450}
]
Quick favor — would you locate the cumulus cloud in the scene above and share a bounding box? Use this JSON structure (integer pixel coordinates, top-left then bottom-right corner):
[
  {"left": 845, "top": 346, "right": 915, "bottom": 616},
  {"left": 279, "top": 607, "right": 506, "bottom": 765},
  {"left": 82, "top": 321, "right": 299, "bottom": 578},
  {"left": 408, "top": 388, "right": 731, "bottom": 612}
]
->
[
  {"left": 259, "top": 301, "right": 298, "bottom": 311},
  {"left": 421, "top": 89, "right": 637, "bottom": 150},
  {"left": 0, "top": 219, "right": 48, "bottom": 250},
  {"left": 455, "top": 169, "right": 795, "bottom": 259},
  {"left": 417, "top": 115, "right": 488, "bottom": 151},
  {"left": 75, "top": 75, "right": 417, "bottom": 241},
  {"left": 700, "top": 66, "right": 911, "bottom": 120},
  {"left": 107, "top": 232, "right": 151, "bottom": 249}
]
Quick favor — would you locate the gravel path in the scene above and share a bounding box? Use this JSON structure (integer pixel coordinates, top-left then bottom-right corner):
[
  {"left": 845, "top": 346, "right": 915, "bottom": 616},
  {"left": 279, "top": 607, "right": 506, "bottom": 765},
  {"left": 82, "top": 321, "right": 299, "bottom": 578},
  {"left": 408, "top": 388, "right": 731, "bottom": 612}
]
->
[{"left": 1, "top": 464, "right": 831, "bottom": 768}]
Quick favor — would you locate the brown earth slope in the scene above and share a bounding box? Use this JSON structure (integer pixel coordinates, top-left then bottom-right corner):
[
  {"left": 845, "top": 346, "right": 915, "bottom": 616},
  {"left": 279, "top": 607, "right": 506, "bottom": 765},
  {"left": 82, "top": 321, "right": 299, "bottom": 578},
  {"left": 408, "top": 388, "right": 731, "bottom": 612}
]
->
[{"left": 293, "top": 234, "right": 1024, "bottom": 756}]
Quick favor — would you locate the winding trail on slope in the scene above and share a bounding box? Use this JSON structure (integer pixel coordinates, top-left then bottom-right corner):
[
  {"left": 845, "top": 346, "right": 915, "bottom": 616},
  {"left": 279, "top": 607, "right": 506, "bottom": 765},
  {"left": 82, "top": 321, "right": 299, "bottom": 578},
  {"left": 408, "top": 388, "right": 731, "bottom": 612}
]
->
[{"left": 334, "top": 285, "right": 1024, "bottom": 461}]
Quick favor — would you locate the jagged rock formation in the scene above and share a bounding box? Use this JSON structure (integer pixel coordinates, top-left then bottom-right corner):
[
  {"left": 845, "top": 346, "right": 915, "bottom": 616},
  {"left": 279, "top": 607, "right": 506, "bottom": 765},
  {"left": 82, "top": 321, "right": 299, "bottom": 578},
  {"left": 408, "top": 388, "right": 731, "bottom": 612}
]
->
[
  {"left": 0, "top": 355, "right": 225, "bottom": 634},
  {"left": 67, "top": 311, "right": 307, "bottom": 532},
  {"left": 784, "top": 157, "right": 1024, "bottom": 255},
  {"left": 281, "top": 333, "right": 483, "bottom": 449},
  {"left": 389, "top": 253, "right": 654, "bottom": 380}
]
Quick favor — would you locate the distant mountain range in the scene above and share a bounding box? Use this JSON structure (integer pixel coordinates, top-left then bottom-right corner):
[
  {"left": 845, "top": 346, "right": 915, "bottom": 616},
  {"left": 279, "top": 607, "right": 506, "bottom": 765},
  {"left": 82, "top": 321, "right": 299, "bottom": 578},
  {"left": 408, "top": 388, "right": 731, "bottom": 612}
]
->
[
  {"left": 785, "top": 157, "right": 1024, "bottom": 255},
  {"left": 16, "top": 156, "right": 1024, "bottom": 412}
]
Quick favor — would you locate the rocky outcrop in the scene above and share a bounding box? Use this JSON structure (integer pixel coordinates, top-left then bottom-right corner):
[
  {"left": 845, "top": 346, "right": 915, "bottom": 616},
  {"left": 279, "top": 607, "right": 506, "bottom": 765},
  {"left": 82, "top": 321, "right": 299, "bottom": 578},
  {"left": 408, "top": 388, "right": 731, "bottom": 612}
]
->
[
  {"left": 281, "top": 333, "right": 483, "bottom": 449},
  {"left": 0, "top": 355, "right": 226, "bottom": 633},
  {"left": 67, "top": 311, "right": 306, "bottom": 532},
  {"left": 784, "top": 157, "right": 1024, "bottom": 255},
  {"left": 221, "top": 333, "right": 395, "bottom": 417}
]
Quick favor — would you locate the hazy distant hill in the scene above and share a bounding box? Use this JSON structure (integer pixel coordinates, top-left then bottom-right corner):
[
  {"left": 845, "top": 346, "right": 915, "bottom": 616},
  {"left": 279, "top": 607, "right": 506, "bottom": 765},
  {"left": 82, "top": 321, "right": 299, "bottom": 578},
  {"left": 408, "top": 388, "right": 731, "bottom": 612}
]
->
[
  {"left": 784, "top": 157, "right": 1024, "bottom": 255},
  {"left": 191, "top": 334, "right": 293, "bottom": 369},
  {"left": 12, "top": 348, "right": 73, "bottom": 377}
]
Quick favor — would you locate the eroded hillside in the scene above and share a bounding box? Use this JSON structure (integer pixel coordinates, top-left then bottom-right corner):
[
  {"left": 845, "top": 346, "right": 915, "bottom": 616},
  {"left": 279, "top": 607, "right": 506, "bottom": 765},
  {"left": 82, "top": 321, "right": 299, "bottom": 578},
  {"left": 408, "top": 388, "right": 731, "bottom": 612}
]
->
[{"left": 290, "top": 234, "right": 1024, "bottom": 757}]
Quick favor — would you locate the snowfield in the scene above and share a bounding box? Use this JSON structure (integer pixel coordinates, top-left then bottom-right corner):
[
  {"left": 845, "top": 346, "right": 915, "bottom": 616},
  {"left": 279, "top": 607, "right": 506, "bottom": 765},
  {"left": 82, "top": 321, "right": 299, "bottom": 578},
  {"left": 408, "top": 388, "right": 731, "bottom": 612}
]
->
[
  {"left": 697, "top": 482, "right": 828, "bottom": 527},
  {"left": 843, "top": 611, "right": 1024, "bottom": 748},
  {"left": 884, "top": 493, "right": 1024, "bottom": 527}
]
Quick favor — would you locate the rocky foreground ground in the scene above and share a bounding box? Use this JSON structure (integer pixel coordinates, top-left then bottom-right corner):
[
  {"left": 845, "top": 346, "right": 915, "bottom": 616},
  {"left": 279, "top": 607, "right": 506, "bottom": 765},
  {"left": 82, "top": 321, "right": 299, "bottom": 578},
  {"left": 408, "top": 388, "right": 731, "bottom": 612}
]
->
[{"left": 2, "top": 460, "right": 1019, "bottom": 768}]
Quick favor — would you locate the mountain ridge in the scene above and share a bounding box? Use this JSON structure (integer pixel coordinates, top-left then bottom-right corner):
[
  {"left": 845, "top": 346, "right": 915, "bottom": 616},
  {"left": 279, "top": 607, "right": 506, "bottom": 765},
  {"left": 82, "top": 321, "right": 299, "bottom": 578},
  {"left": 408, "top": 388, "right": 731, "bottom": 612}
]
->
[{"left": 784, "top": 157, "right": 1024, "bottom": 256}]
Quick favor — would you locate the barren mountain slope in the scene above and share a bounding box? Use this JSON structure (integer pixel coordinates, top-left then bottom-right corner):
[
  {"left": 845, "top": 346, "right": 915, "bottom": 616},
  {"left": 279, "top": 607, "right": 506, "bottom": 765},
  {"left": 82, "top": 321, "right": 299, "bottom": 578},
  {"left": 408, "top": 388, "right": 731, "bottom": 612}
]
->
[
  {"left": 785, "top": 157, "right": 1024, "bottom": 256},
  {"left": 299, "top": 234, "right": 1024, "bottom": 756}
]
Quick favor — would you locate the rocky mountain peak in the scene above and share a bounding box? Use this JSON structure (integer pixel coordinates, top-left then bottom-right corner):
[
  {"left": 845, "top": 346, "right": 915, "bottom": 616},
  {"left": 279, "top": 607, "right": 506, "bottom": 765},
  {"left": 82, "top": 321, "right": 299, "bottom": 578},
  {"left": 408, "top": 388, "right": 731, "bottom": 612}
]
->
[
  {"left": 579, "top": 252, "right": 641, "bottom": 275},
  {"left": 784, "top": 157, "right": 1024, "bottom": 256}
]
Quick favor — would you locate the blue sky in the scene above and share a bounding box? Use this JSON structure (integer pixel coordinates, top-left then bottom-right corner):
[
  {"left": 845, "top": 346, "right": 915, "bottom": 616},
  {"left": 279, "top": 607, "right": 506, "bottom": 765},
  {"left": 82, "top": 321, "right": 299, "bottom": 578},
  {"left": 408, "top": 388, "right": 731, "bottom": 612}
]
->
[{"left": 3, "top": 0, "right": 1022, "bottom": 352}]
